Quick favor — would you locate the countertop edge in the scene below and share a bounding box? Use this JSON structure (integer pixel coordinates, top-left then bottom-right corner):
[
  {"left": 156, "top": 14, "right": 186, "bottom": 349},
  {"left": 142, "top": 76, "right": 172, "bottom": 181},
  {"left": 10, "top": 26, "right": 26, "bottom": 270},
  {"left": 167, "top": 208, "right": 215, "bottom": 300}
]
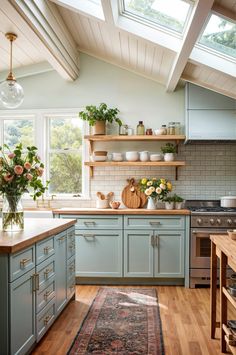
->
[
  {"left": 0, "top": 219, "right": 76, "bottom": 254},
  {"left": 52, "top": 209, "right": 190, "bottom": 216}
]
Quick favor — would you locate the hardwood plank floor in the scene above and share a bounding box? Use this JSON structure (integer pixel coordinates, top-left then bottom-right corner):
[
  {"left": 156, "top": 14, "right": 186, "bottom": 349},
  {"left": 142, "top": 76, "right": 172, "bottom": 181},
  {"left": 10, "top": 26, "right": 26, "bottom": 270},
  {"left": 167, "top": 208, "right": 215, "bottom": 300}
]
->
[{"left": 32, "top": 285, "right": 235, "bottom": 355}]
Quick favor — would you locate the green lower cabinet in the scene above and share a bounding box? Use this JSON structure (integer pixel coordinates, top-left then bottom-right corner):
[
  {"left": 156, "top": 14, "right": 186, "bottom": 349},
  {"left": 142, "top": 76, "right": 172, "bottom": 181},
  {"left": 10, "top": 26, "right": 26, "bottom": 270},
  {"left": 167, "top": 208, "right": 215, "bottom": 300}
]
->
[
  {"left": 124, "top": 230, "right": 184, "bottom": 278},
  {"left": 75, "top": 230, "right": 122, "bottom": 277},
  {"left": 55, "top": 231, "right": 67, "bottom": 315},
  {"left": 124, "top": 231, "right": 153, "bottom": 277},
  {"left": 10, "top": 269, "right": 36, "bottom": 355}
]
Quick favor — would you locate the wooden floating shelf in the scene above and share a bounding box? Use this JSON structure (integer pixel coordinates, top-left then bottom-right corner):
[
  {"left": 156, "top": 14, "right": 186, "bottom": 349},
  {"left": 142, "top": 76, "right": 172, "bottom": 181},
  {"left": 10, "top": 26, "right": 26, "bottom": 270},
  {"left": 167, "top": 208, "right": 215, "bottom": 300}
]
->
[
  {"left": 85, "top": 161, "right": 185, "bottom": 180},
  {"left": 85, "top": 134, "right": 186, "bottom": 142}
]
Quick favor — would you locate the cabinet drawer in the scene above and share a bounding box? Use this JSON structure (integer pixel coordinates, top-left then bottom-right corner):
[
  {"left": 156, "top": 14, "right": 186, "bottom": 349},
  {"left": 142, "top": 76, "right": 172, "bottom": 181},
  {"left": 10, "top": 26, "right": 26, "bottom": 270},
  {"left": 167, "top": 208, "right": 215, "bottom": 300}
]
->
[
  {"left": 36, "top": 237, "right": 55, "bottom": 264},
  {"left": 67, "top": 230, "right": 75, "bottom": 259},
  {"left": 36, "top": 255, "right": 55, "bottom": 292},
  {"left": 36, "top": 277, "right": 55, "bottom": 313},
  {"left": 67, "top": 276, "right": 75, "bottom": 300},
  {"left": 9, "top": 245, "right": 35, "bottom": 282},
  {"left": 67, "top": 259, "right": 75, "bottom": 281},
  {"left": 60, "top": 215, "right": 123, "bottom": 230},
  {"left": 36, "top": 298, "right": 56, "bottom": 342},
  {"left": 124, "top": 216, "right": 185, "bottom": 230}
]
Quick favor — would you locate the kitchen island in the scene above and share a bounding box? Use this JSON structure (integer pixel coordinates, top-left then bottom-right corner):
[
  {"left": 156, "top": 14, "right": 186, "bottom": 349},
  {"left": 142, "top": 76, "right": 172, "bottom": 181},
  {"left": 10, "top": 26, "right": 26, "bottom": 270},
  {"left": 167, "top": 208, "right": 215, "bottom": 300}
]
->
[
  {"left": 53, "top": 208, "right": 190, "bottom": 288},
  {"left": 0, "top": 218, "right": 76, "bottom": 355}
]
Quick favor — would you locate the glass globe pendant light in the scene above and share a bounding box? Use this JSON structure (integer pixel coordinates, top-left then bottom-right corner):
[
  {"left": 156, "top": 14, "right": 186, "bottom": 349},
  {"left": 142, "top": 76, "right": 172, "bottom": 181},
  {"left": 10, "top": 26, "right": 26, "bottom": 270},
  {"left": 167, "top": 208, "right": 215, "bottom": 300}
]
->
[{"left": 0, "top": 33, "right": 24, "bottom": 109}]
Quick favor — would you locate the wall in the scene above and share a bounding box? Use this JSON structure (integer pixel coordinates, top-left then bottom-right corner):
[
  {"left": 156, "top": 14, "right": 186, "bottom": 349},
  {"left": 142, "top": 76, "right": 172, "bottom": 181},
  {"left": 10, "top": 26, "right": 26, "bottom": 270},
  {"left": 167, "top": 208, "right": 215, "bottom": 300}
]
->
[{"left": 2, "top": 53, "right": 236, "bottom": 207}]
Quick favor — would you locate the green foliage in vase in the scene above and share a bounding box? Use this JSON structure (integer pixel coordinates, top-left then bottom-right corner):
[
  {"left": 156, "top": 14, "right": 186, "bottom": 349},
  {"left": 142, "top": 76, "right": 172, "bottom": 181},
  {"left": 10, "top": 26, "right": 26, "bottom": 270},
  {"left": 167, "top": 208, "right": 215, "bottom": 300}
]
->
[
  {"left": 161, "top": 143, "right": 176, "bottom": 154},
  {"left": 0, "top": 143, "right": 49, "bottom": 200},
  {"left": 79, "top": 103, "right": 122, "bottom": 127}
]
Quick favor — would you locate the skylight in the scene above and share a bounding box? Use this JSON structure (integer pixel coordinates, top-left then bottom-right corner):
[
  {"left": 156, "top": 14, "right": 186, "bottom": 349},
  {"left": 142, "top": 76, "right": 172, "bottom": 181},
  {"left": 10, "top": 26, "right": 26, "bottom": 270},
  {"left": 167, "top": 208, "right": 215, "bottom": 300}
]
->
[
  {"left": 199, "top": 14, "right": 236, "bottom": 59},
  {"left": 122, "top": 0, "right": 193, "bottom": 34}
]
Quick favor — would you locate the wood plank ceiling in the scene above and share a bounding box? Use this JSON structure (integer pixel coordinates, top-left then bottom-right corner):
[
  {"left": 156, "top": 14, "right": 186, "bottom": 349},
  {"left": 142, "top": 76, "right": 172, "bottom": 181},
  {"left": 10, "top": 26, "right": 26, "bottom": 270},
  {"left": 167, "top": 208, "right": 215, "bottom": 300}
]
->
[{"left": 0, "top": 0, "right": 235, "bottom": 98}]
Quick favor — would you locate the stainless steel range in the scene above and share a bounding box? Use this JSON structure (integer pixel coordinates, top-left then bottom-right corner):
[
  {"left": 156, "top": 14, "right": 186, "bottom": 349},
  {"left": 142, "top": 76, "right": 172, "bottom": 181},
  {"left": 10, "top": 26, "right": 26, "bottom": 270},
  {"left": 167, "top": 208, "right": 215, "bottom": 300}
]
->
[{"left": 186, "top": 200, "right": 236, "bottom": 288}]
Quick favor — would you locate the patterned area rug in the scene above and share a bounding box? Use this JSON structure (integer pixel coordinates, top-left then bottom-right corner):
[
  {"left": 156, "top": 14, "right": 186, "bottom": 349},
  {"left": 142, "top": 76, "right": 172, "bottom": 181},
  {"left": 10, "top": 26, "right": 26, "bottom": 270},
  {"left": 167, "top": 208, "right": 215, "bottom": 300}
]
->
[{"left": 68, "top": 287, "right": 164, "bottom": 355}]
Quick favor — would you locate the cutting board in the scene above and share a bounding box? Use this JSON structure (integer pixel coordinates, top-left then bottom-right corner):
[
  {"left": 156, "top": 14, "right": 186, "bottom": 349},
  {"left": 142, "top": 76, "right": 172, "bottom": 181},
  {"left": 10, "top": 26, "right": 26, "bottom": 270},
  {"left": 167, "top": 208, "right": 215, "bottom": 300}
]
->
[{"left": 121, "top": 178, "right": 147, "bottom": 209}]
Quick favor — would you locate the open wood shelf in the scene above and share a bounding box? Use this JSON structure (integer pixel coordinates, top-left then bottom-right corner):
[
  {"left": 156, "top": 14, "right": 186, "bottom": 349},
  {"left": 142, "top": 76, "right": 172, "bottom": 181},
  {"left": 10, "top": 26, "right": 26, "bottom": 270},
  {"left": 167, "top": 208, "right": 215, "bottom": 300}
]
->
[
  {"left": 85, "top": 161, "right": 185, "bottom": 179},
  {"left": 85, "top": 134, "right": 185, "bottom": 142},
  {"left": 223, "top": 287, "right": 236, "bottom": 309}
]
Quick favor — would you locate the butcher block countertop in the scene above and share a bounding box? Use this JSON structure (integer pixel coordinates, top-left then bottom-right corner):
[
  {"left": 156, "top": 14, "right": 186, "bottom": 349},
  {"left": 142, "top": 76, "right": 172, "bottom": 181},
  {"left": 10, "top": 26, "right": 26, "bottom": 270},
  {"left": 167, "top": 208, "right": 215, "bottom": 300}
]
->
[
  {"left": 53, "top": 208, "right": 190, "bottom": 215},
  {"left": 0, "top": 218, "right": 76, "bottom": 254}
]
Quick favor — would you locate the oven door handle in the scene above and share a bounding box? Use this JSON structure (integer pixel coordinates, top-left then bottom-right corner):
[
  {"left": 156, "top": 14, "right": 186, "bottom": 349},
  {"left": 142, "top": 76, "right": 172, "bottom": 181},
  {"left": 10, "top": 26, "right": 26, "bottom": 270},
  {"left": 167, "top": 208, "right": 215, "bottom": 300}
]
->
[{"left": 192, "top": 230, "right": 228, "bottom": 234}]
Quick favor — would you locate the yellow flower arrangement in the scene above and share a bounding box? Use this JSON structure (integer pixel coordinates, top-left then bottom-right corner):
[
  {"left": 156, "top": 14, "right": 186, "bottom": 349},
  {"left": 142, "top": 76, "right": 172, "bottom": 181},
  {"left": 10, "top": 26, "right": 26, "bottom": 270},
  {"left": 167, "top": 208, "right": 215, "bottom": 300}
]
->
[{"left": 139, "top": 177, "right": 172, "bottom": 201}]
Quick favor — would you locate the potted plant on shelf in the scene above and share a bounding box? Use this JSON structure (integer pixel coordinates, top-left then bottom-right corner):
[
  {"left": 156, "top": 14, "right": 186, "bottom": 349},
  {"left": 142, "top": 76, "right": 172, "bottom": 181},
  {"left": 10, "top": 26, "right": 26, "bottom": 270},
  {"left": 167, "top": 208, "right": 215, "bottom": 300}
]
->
[
  {"left": 163, "top": 196, "right": 175, "bottom": 210},
  {"left": 139, "top": 177, "right": 172, "bottom": 210},
  {"left": 161, "top": 143, "right": 176, "bottom": 162},
  {"left": 79, "top": 103, "right": 122, "bottom": 135},
  {"left": 173, "top": 194, "right": 184, "bottom": 210},
  {"left": 0, "top": 143, "right": 49, "bottom": 231}
]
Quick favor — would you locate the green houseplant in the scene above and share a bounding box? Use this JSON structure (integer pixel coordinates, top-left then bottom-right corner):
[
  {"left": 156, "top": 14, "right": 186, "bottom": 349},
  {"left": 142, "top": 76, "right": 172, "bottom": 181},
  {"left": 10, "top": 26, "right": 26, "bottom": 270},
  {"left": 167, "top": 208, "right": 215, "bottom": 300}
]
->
[
  {"left": 79, "top": 103, "right": 122, "bottom": 135},
  {"left": 173, "top": 194, "right": 184, "bottom": 210},
  {"left": 163, "top": 195, "right": 175, "bottom": 210},
  {"left": 161, "top": 143, "right": 176, "bottom": 162},
  {"left": 0, "top": 143, "right": 49, "bottom": 231}
]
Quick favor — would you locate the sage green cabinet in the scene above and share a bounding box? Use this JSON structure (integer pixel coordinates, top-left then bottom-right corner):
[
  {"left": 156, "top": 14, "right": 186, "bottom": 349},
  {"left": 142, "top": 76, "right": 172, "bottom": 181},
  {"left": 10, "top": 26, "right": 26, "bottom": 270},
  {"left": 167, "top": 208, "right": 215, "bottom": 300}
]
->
[
  {"left": 75, "top": 230, "right": 123, "bottom": 277},
  {"left": 55, "top": 231, "right": 67, "bottom": 315}
]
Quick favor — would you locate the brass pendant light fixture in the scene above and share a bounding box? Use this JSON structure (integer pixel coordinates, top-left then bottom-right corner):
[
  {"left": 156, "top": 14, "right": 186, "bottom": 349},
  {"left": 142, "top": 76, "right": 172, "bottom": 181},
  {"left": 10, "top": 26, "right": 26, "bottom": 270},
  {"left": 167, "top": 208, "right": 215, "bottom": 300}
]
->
[{"left": 0, "top": 33, "right": 24, "bottom": 109}]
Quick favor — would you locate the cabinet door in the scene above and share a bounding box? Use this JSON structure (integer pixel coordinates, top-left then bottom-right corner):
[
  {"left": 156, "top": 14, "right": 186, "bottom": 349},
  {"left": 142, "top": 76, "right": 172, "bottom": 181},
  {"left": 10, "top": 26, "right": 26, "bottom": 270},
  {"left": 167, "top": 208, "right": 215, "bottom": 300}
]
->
[
  {"left": 154, "top": 231, "right": 184, "bottom": 278},
  {"left": 124, "top": 230, "right": 153, "bottom": 277},
  {"left": 75, "top": 230, "right": 122, "bottom": 277},
  {"left": 55, "top": 231, "right": 67, "bottom": 315},
  {"left": 10, "top": 269, "right": 36, "bottom": 355}
]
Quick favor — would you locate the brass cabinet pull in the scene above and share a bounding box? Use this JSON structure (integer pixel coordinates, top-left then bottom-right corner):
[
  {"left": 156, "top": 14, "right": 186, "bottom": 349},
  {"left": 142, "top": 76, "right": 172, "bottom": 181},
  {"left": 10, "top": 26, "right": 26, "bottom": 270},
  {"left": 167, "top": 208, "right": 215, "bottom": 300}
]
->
[
  {"left": 44, "top": 314, "right": 53, "bottom": 325},
  {"left": 44, "top": 268, "right": 53, "bottom": 278},
  {"left": 44, "top": 246, "right": 52, "bottom": 254},
  {"left": 58, "top": 236, "right": 66, "bottom": 242},
  {"left": 151, "top": 234, "right": 155, "bottom": 247},
  {"left": 35, "top": 273, "right": 39, "bottom": 290},
  {"left": 20, "top": 258, "right": 31, "bottom": 268},
  {"left": 84, "top": 221, "right": 95, "bottom": 226},
  {"left": 31, "top": 274, "right": 36, "bottom": 292},
  {"left": 44, "top": 290, "right": 54, "bottom": 301},
  {"left": 149, "top": 221, "right": 160, "bottom": 226},
  {"left": 155, "top": 235, "right": 159, "bottom": 248},
  {"left": 82, "top": 234, "right": 95, "bottom": 238}
]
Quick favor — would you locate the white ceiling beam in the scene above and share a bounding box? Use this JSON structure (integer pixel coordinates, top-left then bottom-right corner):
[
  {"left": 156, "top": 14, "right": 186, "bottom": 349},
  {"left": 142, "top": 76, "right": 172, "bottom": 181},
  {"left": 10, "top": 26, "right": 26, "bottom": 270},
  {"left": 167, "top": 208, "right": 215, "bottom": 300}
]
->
[
  {"left": 166, "top": 0, "right": 214, "bottom": 92},
  {"left": 101, "top": 0, "right": 119, "bottom": 25},
  {"left": 7, "top": 0, "right": 79, "bottom": 81},
  {"left": 0, "top": 62, "right": 53, "bottom": 82},
  {"left": 212, "top": 3, "right": 236, "bottom": 22},
  {"left": 50, "top": 0, "right": 104, "bottom": 21}
]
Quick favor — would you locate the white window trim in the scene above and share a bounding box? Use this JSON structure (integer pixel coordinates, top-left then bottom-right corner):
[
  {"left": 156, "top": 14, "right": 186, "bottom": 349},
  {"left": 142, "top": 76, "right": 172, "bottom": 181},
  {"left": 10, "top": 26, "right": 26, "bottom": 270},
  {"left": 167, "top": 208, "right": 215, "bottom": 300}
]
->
[{"left": 0, "top": 108, "right": 90, "bottom": 200}]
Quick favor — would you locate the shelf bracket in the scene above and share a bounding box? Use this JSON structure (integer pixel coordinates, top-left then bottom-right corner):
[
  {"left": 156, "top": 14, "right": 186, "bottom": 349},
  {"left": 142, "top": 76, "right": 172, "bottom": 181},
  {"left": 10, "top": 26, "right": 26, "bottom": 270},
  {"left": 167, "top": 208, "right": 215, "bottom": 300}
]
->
[
  {"left": 89, "top": 166, "right": 93, "bottom": 178},
  {"left": 175, "top": 167, "right": 178, "bottom": 180},
  {"left": 175, "top": 140, "right": 180, "bottom": 154}
]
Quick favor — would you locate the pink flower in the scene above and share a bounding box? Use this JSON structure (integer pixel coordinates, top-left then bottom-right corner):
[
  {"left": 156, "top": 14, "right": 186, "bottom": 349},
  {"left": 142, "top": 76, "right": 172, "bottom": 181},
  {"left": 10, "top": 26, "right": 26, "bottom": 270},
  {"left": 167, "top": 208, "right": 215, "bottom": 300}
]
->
[
  {"left": 26, "top": 173, "right": 33, "bottom": 180},
  {"left": 3, "top": 173, "right": 13, "bottom": 182},
  {"left": 36, "top": 167, "right": 44, "bottom": 176},
  {"left": 14, "top": 165, "right": 24, "bottom": 175},
  {"left": 8, "top": 153, "right": 15, "bottom": 159},
  {"left": 24, "top": 162, "right": 31, "bottom": 170}
]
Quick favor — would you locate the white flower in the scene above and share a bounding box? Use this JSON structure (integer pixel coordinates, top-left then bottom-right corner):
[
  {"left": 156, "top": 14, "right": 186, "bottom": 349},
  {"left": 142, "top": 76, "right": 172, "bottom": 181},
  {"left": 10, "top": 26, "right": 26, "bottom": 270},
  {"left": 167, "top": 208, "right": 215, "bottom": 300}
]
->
[
  {"left": 149, "top": 186, "right": 155, "bottom": 192},
  {"left": 147, "top": 181, "right": 153, "bottom": 186},
  {"left": 160, "top": 183, "right": 166, "bottom": 190},
  {"left": 156, "top": 187, "right": 162, "bottom": 194},
  {"left": 145, "top": 188, "right": 152, "bottom": 196}
]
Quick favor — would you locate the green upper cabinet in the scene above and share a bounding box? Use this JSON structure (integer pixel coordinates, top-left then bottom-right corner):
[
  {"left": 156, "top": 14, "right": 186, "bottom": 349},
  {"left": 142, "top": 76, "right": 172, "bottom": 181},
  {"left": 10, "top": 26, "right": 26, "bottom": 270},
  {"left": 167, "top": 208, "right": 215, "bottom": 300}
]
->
[{"left": 187, "top": 83, "right": 236, "bottom": 110}]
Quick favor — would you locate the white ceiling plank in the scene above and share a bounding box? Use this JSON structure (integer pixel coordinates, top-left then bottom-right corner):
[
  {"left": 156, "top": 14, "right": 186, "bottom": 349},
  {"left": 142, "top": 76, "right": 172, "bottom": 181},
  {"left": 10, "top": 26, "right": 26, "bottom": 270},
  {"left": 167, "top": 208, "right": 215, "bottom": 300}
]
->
[
  {"left": 144, "top": 44, "right": 155, "bottom": 76},
  {"left": 137, "top": 40, "right": 146, "bottom": 72},
  {"left": 120, "top": 32, "right": 130, "bottom": 66},
  {"left": 182, "top": 74, "right": 236, "bottom": 99},
  {"left": 166, "top": 0, "right": 215, "bottom": 92},
  {"left": 151, "top": 47, "right": 164, "bottom": 82},
  {"left": 212, "top": 3, "right": 236, "bottom": 21},
  {"left": 128, "top": 36, "right": 138, "bottom": 70},
  {"left": 8, "top": 0, "right": 79, "bottom": 80}
]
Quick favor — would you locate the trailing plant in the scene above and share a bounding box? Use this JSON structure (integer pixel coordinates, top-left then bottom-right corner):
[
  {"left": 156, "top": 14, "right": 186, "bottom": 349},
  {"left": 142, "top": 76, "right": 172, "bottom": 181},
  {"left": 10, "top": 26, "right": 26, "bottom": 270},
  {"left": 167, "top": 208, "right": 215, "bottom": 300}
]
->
[
  {"left": 161, "top": 143, "right": 176, "bottom": 154},
  {"left": 79, "top": 103, "right": 122, "bottom": 126}
]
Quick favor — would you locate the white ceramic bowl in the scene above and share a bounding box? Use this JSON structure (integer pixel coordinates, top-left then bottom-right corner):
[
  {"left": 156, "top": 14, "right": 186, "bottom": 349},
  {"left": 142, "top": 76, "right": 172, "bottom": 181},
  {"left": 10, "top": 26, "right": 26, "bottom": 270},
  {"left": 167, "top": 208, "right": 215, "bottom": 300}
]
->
[
  {"left": 112, "top": 153, "right": 123, "bottom": 162},
  {"left": 150, "top": 153, "right": 162, "bottom": 162},
  {"left": 126, "top": 151, "right": 139, "bottom": 162},
  {"left": 92, "top": 155, "right": 107, "bottom": 162},
  {"left": 154, "top": 129, "right": 166, "bottom": 135}
]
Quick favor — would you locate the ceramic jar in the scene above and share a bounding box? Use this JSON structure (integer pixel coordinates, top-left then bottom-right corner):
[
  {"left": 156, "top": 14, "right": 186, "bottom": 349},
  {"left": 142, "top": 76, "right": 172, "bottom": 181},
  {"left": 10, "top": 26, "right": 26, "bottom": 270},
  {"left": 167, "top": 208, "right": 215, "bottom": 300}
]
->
[
  {"left": 139, "top": 151, "right": 149, "bottom": 162},
  {"left": 165, "top": 202, "right": 174, "bottom": 210},
  {"left": 164, "top": 153, "right": 175, "bottom": 162}
]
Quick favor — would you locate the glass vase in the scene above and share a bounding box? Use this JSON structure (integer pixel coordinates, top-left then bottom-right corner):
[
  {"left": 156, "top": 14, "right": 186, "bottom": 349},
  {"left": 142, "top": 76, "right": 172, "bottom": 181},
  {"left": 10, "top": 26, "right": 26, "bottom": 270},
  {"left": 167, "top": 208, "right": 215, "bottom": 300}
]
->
[
  {"left": 2, "top": 194, "right": 24, "bottom": 231},
  {"left": 147, "top": 196, "right": 157, "bottom": 210}
]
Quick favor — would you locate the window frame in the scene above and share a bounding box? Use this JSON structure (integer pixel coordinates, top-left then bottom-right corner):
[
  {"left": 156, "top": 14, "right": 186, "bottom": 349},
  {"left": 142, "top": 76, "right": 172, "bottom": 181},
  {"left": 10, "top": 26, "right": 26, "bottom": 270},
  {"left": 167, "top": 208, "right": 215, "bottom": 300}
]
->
[{"left": 0, "top": 108, "right": 90, "bottom": 200}]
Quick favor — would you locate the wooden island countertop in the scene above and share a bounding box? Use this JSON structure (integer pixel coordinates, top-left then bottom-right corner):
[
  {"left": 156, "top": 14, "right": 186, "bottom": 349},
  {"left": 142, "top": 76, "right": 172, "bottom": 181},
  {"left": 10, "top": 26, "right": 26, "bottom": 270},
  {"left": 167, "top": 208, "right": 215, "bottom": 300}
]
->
[
  {"left": 53, "top": 208, "right": 190, "bottom": 215},
  {"left": 0, "top": 218, "right": 76, "bottom": 254}
]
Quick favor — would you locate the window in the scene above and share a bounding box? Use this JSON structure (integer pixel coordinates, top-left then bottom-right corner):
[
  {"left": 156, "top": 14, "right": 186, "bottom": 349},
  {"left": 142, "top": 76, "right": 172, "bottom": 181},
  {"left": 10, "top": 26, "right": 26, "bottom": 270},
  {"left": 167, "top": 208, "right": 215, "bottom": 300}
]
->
[
  {"left": 199, "top": 14, "right": 236, "bottom": 59},
  {"left": 121, "top": 0, "right": 193, "bottom": 34},
  {"left": 47, "top": 115, "right": 83, "bottom": 195},
  {"left": 0, "top": 110, "right": 88, "bottom": 199}
]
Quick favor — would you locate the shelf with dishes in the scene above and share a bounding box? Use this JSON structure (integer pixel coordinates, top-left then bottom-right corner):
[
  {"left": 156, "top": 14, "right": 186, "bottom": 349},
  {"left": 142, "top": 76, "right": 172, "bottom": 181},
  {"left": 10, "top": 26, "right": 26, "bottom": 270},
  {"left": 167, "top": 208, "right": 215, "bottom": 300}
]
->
[{"left": 84, "top": 134, "right": 186, "bottom": 180}]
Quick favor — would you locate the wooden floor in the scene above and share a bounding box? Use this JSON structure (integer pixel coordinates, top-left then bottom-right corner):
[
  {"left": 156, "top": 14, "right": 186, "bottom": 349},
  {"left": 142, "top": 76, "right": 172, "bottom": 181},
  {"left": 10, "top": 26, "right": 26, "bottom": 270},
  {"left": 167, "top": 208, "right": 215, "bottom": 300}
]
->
[{"left": 32, "top": 285, "right": 235, "bottom": 355}]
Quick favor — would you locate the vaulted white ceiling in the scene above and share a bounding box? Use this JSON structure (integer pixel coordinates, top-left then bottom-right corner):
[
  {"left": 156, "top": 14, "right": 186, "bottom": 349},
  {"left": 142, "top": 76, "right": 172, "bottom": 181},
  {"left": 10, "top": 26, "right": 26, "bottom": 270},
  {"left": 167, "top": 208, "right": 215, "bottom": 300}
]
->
[{"left": 0, "top": 0, "right": 235, "bottom": 98}]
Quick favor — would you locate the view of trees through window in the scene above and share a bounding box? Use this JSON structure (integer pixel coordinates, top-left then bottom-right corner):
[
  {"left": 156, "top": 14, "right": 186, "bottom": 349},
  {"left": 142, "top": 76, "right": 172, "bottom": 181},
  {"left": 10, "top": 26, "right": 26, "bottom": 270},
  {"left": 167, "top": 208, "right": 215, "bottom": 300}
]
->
[
  {"left": 200, "top": 15, "right": 236, "bottom": 58},
  {"left": 49, "top": 117, "right": 83, "bottom": 195},
  {"left": 123, "top": 0, "right": 191, "bottom": 33},
  {"left": 4, "top": 119, "right": 34, "bottom": 148}
]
